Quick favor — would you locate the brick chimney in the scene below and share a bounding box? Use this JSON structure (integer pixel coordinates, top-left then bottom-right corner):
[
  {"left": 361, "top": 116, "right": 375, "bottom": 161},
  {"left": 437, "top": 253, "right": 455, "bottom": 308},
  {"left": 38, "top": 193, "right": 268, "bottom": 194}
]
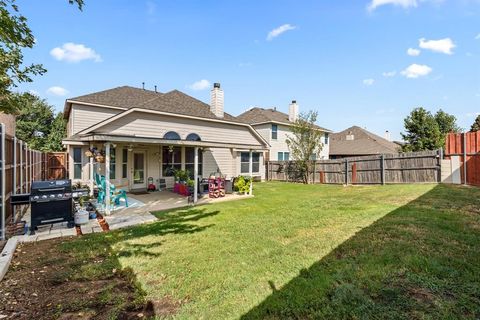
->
[
  {"left": 289, "top": 100, "right": 299, "bottom": 122},
  {"left": 210, "top": 83, "right": 224, "bottom": 118}
]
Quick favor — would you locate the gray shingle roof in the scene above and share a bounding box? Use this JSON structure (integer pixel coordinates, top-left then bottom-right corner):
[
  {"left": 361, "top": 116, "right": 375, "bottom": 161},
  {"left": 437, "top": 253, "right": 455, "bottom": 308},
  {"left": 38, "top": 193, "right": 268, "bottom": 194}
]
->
[
  {"left": 330, "top": 126, "right": 400, "bottom": 156},
  {"left": 66, "top": 86, "right": 239, "bottom": 122},
  {"left": 237, "top": 107, "right": 331, "bottom": 131}
]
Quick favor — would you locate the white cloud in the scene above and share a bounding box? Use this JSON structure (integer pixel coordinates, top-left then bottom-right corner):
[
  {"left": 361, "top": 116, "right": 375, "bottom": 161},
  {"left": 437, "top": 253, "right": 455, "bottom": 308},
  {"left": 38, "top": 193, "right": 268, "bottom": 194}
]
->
[
  {"left": 50, "top": 43, "right": 102, "bottom": 62},
  {"left": 368, "top": 0, "right": 417, "bottom": 11},
  {"left": 475, "top": 33, "right": 480, "bottom": 40},
  {"left": 419, "top": 37, "right": 456, "bottom": 55},
  {"left": 267, "top": 24, "right": 297, "bottom": 41},
  {"left": 382, "top": 71, "right": 397, "bottom": 77},
  {"left": 28, "top": 89, "right": 39, "bottom": 96},
  {"left": 363, "top": 78, "right": 375, "bottom": 86},
  {"left": 46, "top": 86, "right": 69, "bottom": 96},
  {"left": 407, "top": 48, "right": 421, "bottom": 56},
  {"left": 187, "top": 79, "right": 211, "bottom": 91},
  {"left": 401, "top": 64, "right": 432, "bottom": 78}
]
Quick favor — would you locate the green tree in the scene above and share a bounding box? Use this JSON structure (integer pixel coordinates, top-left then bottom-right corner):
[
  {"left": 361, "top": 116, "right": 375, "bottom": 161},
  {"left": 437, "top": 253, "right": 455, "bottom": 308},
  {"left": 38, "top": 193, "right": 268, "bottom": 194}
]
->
[
  {"left": 45, "top": 112, "right": 67, "bottom": 151},
  {"left": 286, "top": 111, "right": 324, "bottom": 184},
  {"left": 470, "top": 115, "right": 480, "bottom": 132},
  {"left": 0, "top": 0, "right": 83, "bottom": 113},
  {"left": 15, "top": 92, "right": 59, "bottom": 151},
  {"left": 401, "top": 107, "right": 443, "bottom": 152},
  {"left": 435, "top": 109, "right": 461, "bottom": 135}
]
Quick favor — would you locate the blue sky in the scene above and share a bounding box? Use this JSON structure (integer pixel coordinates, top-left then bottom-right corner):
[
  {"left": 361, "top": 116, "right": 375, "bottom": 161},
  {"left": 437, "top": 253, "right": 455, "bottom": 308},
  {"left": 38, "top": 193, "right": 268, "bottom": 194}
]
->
[{"left": 16, "top": 0, "right": 480, "bottom": 140}]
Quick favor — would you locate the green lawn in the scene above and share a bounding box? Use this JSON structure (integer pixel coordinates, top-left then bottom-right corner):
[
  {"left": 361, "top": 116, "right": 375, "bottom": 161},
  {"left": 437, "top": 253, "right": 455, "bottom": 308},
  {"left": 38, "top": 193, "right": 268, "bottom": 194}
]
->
[{"left": 61, "top": 182, "right": 480, "bottom": 319}]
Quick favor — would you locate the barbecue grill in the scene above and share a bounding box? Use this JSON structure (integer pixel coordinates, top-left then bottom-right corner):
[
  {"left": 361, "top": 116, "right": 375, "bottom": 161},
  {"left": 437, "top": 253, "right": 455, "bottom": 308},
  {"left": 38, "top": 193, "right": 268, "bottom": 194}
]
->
[{"left": 29, "top": 179, "right": 74, "bottom": 234}]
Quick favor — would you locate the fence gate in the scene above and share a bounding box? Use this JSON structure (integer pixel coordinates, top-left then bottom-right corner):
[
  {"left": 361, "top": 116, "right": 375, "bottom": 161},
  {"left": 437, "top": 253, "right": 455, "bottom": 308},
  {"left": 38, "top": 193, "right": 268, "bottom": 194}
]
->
[
  {"left": 445, "top": 132, "right": 480, "bottom": 186},
  {"left": 47, "top": 152, "right": 68, "bottom": 180}
]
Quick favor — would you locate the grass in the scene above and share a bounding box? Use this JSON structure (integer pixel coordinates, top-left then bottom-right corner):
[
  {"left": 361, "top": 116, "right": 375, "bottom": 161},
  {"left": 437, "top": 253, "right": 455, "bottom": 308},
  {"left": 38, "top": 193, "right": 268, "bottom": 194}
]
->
[{"left": 57, "top": 183, "right": 480, "bottom": 318}]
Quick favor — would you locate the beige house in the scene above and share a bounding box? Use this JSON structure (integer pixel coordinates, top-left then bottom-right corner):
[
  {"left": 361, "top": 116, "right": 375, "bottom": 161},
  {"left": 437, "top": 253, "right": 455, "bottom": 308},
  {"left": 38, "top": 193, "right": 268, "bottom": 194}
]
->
[
  {"left": 237, "top": 101, "right": 331, "bottom": 161},
  {"left": 62, "top": 84, "right": 269, "bottom": 207}
]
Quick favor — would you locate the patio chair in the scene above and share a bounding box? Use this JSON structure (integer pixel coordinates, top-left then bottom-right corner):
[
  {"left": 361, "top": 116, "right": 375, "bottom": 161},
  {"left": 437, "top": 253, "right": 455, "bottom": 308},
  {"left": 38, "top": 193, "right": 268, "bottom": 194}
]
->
[{"left": 96, "top": 174, "right": 128, "bottom": 208}]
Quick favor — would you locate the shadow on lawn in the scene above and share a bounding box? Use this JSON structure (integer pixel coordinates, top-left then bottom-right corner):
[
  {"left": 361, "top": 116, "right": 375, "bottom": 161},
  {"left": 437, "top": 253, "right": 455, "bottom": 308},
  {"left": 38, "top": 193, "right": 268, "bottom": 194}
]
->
[
  {"left": 50, "top": 207, "right": 219, "bottom": 318},
  {"left": 112, "top": 207, "right": 219, "bottom": 258},
  {"left": 241, "top": 184, "right": 480, "bottom": 319}
]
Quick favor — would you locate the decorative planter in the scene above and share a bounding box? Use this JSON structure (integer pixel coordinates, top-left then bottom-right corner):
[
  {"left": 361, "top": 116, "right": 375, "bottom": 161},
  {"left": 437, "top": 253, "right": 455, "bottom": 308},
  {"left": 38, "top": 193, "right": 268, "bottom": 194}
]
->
[{"left": 75, "top": 209, "right": 90, "bottom": 225}]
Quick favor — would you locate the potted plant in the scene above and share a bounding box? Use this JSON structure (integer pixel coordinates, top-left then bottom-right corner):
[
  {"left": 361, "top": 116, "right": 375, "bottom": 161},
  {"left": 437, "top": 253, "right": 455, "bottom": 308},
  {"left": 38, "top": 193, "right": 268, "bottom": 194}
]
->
[{"left": 234, "top": 175, "right": 251, "bottom": 195}]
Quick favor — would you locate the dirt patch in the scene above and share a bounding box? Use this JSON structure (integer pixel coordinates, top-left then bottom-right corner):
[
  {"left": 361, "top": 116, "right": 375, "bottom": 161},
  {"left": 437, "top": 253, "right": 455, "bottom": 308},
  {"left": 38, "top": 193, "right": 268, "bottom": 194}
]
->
[
  {"left": 0, "top": 238, "right": 155, "bottom": 320},
  {"left": 0, "top": 240, "right": 5, "bottom": 252}
]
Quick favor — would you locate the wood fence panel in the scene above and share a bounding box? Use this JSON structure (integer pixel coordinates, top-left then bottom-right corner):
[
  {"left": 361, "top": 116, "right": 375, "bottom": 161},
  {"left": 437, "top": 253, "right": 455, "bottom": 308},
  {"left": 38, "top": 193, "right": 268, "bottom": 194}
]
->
[
  {"left": 445, "top": 132, "right": 480, "bottom": 186},
  {"left": 1, "top": 123, "right": 48, "bottom": 240},
  {"left": 267, "top": 150, "right": 440, "bottom": 185},
  {"left": 47, "top": 152, "right": 67, "bottom": 180}
]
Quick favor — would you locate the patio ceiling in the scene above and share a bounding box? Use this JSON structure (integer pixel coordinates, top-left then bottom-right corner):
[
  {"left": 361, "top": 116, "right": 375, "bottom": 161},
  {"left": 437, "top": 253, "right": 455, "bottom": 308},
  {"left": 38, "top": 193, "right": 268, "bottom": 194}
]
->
[{"left": 63, "top": 133, "right": 268, "bottom": 150}]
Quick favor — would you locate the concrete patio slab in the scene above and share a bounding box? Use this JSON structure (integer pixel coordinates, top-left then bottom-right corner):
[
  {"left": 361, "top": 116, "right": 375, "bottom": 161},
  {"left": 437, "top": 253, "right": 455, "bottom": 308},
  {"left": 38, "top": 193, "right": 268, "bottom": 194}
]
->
[{"left": 9, "top": 190, "right": 252, "bottom": 242}]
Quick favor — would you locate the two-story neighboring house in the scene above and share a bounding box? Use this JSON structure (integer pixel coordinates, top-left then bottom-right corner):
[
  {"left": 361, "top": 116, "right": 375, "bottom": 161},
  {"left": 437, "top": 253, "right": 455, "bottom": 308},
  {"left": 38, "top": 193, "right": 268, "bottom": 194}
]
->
[
  {"left": 237, "top": 101, "right": 331, "bottom": 161},
  {"left": 62, "top": 83, "right": 269, "bottom": 197}
]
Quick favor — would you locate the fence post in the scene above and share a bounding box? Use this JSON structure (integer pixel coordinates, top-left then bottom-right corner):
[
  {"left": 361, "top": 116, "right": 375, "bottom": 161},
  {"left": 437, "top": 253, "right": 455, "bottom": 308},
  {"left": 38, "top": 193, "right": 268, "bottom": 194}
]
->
[
  {"left": 344, "top": 159, "right": 348, "bottom": 185},
  {"left": 463, "top": 132, "right": 467, "bottom": 185},
  {"left": 437, "top": 149, "right": 442, "bottom": 183},
  {"left": 313, "top": 161, "right": 316, "bottom": 184},
  {"left": 381, "top": 154, "right": 385, "bottom": 185},
  {"left": 0, "top": 123, "right": 5, "bottom": 241}
]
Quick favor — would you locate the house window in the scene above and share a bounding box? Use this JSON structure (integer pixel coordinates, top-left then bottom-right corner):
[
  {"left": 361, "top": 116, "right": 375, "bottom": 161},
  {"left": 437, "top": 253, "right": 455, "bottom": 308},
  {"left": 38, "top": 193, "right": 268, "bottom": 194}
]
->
[
  {"left": 186, "top": 133, "right": 201, "bottom": 141},
  {"left": 109, "top": 148, "right": 116, "bottom": 179},
  {"left": 240, "top": 152, "right": 260, "bottom": 174},
  {"left": 163, "top": 131, "right": 181, "bottom": 140},
  {"left": 73, "top": 147, "right": 82, "bottom": 179},
  {"left": 325, "top": 133, "right": 329, "bottom": 144},
  {"left": 271, "top": 124, "right": 278, "bottom": 140},
  {"left": 278, "top": 152, "right": 289, "bottom": 161},
  {"left": 162, "top": 146, "right": 181, "bottom": 176},
  {"left": 122, "top": 148, "right": 128, "bottom": 178},
  {"left": 185, "top": 147, "right": 203, "bottom": 178}
]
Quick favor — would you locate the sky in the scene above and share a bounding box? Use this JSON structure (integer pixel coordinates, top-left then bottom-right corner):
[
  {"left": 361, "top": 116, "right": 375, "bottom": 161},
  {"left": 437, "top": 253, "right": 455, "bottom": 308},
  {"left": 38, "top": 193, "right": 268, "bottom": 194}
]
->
[{"left": 15, "top": 0, "right": 480, "bottom": 141}]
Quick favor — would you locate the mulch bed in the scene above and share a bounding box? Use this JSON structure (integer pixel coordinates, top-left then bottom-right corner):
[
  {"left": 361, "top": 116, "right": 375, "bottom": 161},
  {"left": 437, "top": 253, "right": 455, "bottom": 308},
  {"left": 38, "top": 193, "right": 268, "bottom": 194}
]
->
[{"left": 0, "top": 238, "right": 154, "bottom": 320}]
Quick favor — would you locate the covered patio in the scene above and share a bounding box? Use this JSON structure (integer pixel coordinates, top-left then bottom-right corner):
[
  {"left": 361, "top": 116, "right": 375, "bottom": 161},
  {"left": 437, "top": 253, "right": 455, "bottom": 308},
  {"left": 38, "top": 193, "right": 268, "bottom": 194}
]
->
[{"left": 68, "top": 133, "right": 266, "bottom": 215}]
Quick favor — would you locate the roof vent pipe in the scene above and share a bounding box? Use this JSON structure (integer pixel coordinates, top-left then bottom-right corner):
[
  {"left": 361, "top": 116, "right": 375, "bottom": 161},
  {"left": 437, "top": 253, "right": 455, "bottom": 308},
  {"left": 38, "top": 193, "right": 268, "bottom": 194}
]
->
[
  {"left": 142, "top": 82, "right": 145, "bottom": 90},
  {"left": 154, "top": 85, "right": 157, "bottom": 93}
]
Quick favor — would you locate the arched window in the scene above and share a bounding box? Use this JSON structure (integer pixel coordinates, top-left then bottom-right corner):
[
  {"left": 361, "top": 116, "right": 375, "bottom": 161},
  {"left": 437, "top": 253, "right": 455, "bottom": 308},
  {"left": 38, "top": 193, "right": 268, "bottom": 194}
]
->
[
  {"left": 163, "top": 131, "right": 181, "bottom": 140},
  {"left": 186, "top": 133, "right": 201, "bottom": 141}
]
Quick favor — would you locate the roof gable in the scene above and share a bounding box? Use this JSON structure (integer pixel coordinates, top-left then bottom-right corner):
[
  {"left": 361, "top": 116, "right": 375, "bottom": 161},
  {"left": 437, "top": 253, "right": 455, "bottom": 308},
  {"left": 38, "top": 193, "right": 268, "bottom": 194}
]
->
[
  {"left": 330, "top": 126, "right": 400, "bottom": 155},
  {"left": 66, "top": 86, "right": 239, "bottom": 122},
  {"left": 237, "top": 107, "right": 331, "bottom": 132}
]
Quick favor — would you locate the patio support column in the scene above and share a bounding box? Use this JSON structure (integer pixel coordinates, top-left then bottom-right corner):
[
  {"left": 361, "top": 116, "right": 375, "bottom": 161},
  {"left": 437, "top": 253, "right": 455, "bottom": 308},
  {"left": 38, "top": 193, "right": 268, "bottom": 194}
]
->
[
  {"left": 105, "top": 142, "right": 111, "bottom": 215},
  {"left": 249, "top": 150, "right": 253, "bottom": 195},
  {"left": 194, "top": 147, "right": 198, "bottom": 203},
  {"left": 89, "top": 144, "right": 94, "bottom": 197}
]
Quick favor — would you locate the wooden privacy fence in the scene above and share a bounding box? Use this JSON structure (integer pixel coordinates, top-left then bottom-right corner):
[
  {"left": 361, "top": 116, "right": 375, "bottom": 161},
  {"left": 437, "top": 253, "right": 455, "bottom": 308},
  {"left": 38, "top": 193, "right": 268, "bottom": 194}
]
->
[
  {"left": 266, "top": 150, "right": 442, "bottom": 185},
  {"left": 0, "top": 123, "right": 47, "bottom": 240},
  {"left": 47, "top": 152, "right": 68, "bottom": 180},
  {"left": 444, "top": 132, "right": 480, "bottom": 186}
]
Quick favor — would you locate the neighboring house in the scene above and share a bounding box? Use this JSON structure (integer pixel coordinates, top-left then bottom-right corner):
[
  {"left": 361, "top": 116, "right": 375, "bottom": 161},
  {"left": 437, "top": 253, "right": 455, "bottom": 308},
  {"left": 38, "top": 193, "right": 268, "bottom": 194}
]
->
[
  {"left": 62, "top": 83, "right": 269, "bottom": 191},
  {"left": 329, "top": 126, "right": 400, "bottom": 159},
  {"left": 237, "top": 101, "right": 331, "bottom": 161}
]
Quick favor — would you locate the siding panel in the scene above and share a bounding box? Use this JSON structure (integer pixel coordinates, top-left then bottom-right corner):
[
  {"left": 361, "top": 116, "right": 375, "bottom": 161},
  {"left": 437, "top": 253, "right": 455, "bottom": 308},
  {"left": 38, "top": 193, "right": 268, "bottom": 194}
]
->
[
  {"left": 72, "top": 104, "right": 122, "bottom": 135},
  {"left": 96, "top": 112, "right": 263, "bottom": 146}
]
